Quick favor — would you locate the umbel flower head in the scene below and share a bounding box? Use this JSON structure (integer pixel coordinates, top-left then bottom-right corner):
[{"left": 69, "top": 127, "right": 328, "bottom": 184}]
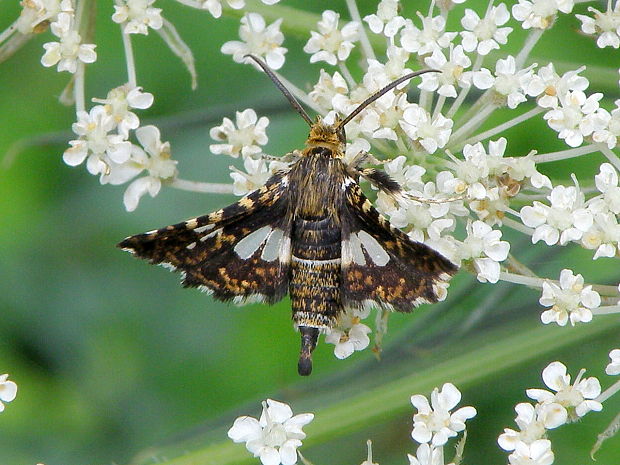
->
[{"left": 228, "top": 399, "right": 314, "bottom": 465}]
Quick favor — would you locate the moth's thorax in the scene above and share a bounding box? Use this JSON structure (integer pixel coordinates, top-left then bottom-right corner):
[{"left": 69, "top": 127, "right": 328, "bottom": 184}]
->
[
  {"left": 288, "top": 153, "right": 346, "bottom": 219},
  {"left": 304, "top": 120, "right": 345, "bottom": 156}
]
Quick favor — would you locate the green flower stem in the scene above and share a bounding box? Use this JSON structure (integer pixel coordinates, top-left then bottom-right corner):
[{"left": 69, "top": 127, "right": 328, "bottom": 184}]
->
[{"left": 128, "top": 316, "right": 619, "bottom": 465}]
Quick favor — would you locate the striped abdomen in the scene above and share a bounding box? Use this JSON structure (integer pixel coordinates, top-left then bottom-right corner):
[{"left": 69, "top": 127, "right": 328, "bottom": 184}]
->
[{"left": 289, "top": 215, "right": 342, "bottom": 330}]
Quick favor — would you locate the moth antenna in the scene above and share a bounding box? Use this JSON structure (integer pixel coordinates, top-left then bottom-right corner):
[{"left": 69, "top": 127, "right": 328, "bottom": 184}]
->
[
  {"left": 244, "top": 54, "right": 314, "bottom": 127},
  {"left": 337, "top": 69, "right": 440, "bottom": 130}
]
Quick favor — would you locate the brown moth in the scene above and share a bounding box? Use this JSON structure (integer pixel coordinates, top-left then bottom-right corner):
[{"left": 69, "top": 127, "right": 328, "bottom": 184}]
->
[{"left": 118, "top": 55, "right": 457, "bottom": 376}]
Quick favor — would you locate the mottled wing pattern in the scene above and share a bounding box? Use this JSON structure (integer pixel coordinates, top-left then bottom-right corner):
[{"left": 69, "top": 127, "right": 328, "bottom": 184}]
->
[
  {"left": 118, "top": 173, "right": 292, "bottom": 304},
  {"left": 341, "top": 180, "right": 457, "bottom": 312}
]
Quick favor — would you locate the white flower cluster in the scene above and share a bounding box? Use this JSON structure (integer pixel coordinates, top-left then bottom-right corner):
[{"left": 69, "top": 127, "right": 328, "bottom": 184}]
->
[
  {"left": 112, "top": 0, "right": 164, "bottom": 35},
  {"left": 0, "top": 374, "right": 17, "bottom": 412},
  {"left": 521, "top": 163, "right": 620, "bottom": 257},
  {"left": 538, "top": 269, "right": 601, "bottom": 326},
  {"left": 228, "top": 399, "right": 313, "bottom": 465},
  {"left": 63, "top": 85, "right": 178, "bottom": 211},
  {"left": 409, "top": 383, "right": 476, "bottom": 465},
  {"left": 40, "top": 0, "right": 97, "bottom": 73},
  {"left": 499, "top": 361, "right": 602, "bottom": 465}
]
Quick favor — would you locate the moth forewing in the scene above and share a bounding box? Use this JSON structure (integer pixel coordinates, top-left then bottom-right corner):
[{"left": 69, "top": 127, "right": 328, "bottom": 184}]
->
[{"left": 119, "top": 56, "right": 456, "bottom": 376}]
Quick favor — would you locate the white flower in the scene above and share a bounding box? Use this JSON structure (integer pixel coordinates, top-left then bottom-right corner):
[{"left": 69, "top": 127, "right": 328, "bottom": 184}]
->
[
  {"left": 525, "top": 63, "right": 589, "bottom": 109},
  {"left": 580, "top": 212, "right": 620, "bottom": 259},
  {"left": 460, "top": 4, "right": 512, "bottom": 55},
  {"left": 480, "top": 56, "right": 535, "bottom": 109},
  {"left": 606, "top": 349, "right": 620, "bottom": 375},
  {"left": 16, "top": 0, "right": 68, "bottom": 34},
  {"left": 591, "top": 101, "right": 620, "bottom": 149},
  {"left": 498, "top": 403, "right": 552, "bottom": 451},
  {"left": 228, "top": 398, "right": 314, "bottom": 465},
  {"left": 400, "top": 14, "right": 457, "bottom": 55},
  {"left": 0, "top": 374, "right": 18, "bottom": 412},
  {"left": 303, "top": 10, "right": 360, "bottom": 66},
  {"left": 230, "top": 158, "right": 274, "bottom": 195},
  {"left": 512, "top": 0, "right": 574, "bottom": 30},
  {"left": 576, "top": 3, "right": 620, "bottom": 49},
  {"left": 410, "top": 383, "right": 476, "bottom": 446},
  {"left": 112, "top": 0, "right": 163, "bottom": 35},
  {"left": 444, "top": 140, "right": 492, "bottom": 200},
  {"left": 407, "top": 443, "right": 444, "bottom": 465},
  {"left": 539, "top": 269, "right": 601, "bottom": 326},
  {"left": 363, "top": 0, "right": 407, "bottom": 38},
  {"left": 520, "top": 184, "right": 593, "bottom": 246},
  {"left": 507, "top": 439, "right": 554, "bottom": 465},
  {"left": 527, "top": 361, "right": 602, "bottom": 421},
  {"left": 92, "top": 85, "right": 154, "bottom": 137},
  {"left": 221, "top": 13, "right": 287, "bottom": 71},
  {"left": 63, "top": 105, "right": 132, "bottom": 175},
  {"left": 41, "top": 13, "right": 97, "bottom": 73},
  {"left": 543, "top": 90, "right": 604, "bottom": 147},
  {"left": 400, "top": 105, "right": 453, "bottom": 154},
  {"left": 591, "top": 162, "right": 620, "bottom": 215},
  {"left": 210, "top": 109, "right": 269, "bottom": 158},
  {"left": 325, "top": 308, "right": 371, "bottom": 359},
  {"left": 200, "top": 0, "right": 244, "bottom": 19},
  {"left": 309, "top": 69, "right": 349, "bottom": 111},
  {"left": 363, "top": 45, "right": 412, "bottom": 93},
  {"left": 458, "top": 221, "right": 510, "bottom": 283},
  {"left": 419, "top": 45, "right": 471, "bottom": 98}
]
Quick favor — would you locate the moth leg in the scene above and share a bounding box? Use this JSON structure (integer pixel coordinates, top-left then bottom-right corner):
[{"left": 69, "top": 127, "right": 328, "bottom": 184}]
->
[
  {"left": 261, "top": 150, "right": 302, "bottom": 163},
  {"left": 298, "top": 326, "right": 319, "bottom": 376},
  {"left": 348, "top": 150, "right": 385, "bottom": 169}
]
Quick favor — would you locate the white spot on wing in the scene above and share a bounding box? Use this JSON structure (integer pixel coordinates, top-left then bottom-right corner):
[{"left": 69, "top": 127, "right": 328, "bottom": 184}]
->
[
  {"left": 234, "top": 225, "right": 271, "bottom": 259},
  {"left": 261, "top": 228, "right": 284, "bottom": 262},
  {"left": 349, "top": 233, "right": 366, "bottom": 265},
  {"left": 232, "top": 294, "right": 266, "bottom": 305},
  {"left": 159, "top": 262, "right": 177, "bottom": 271},
  {"left": 200, "top": 228, "right": 221, "bottom": 242},
  {"left": 195, "top": 224, "right": 215, "bottom": 234},
  {"left": 186, "top": 242, "right": 196, "bottom": 250},
  {"left": 358, "top": 230, "right": 390, "bottom": 266}
]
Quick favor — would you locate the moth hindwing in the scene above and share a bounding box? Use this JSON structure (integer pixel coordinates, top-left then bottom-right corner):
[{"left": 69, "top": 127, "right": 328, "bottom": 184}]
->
[{"left": 119, "top": 56, "right": 457, "bottom": 376}]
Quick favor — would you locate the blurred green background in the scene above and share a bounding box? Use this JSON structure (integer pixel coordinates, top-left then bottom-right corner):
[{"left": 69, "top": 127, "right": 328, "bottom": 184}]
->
[{"left": 0, "top": 1, "right": 619, "bottom": 464}]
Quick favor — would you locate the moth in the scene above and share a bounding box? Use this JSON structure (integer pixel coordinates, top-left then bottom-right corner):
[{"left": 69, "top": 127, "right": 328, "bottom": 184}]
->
[{"left": 119, "top": 55, "right": 458, "bottom": 376}]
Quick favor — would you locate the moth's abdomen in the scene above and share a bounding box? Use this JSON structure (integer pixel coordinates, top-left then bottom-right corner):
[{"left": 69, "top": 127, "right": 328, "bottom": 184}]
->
[{"left": 290, "top": 215, "right": 342, "bottom": 375}]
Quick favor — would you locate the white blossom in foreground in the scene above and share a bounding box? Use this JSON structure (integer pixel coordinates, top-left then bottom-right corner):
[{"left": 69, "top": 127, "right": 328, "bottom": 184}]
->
[
  {"left": 411, "top": 383, "right": 476, "bottom": 446},
  {"left": 526, "top": 64, "right": 589, "bottom": 110},
  {"left": 104, "top": 125, "right": 177, "bottom": 211},
  {"left": 92, "top": 85, "right": 154, "bottom": 138},
  {"left": 210, "top": 109, "right": 269, "bottom": 158},
  {"left": 526, "top": 361, "right": 602, "bottom": 422},
  {"left": 112, "top": 0, "right": 164, "bottom": 35},
  {"left": 460, "top": 3, "right": 512, "bottom": 55},
  {"left": 63, "top": 106, "right": 132, "bottom": 175},
  {"left": 484, "top": 56, "right": 535, "bottom": 109},
  {"left": 15, "top": 0, "right": 68, "bottom": 34},
  {"left": 400, "top": 105, "right": 453, "bottom": 154},
  {"left": 507, "top": 439, "right": 554, "bottom": 465},
  {"left": 538, "top": 269, "right": 601, "bottom": 326},
  {"left": 308, "top": 69, "right": 349, "bottom": 111},
  {"left": 458, "top": 220, "right": 510, "bottom": 283},
  {"left": 229, "top": 158, "right": 288, "bottom": 196},
  {"left": 606, "top": 349, "right": 620, "bottom": 375},
  {"left": 512, "top": 0, "right": 574, "bottom": 30},
  {"left": 576, "top": 3, "right": 620, "bottom": 49},
  {"left": 201, "top": 0, "right": 244, "bottom": 19},
  {"left": 419, "top": 45, "right": 471, "bottom": 98},
  {"left": 228, "top": 399, "right": 313, "bottom": 465},
  {"left": 325, "top": 308, "right": 371, "bottom": 359},
  {"left": 303, "top": 10, "right": 360, "bottom": 65},
  {"left": 363, "top": 0, "right": 406, "bottom": 38},
  {"left": 498, "top": 403, "right": 547, "bottom": 451},
  {"left": 0, "top": 374, "right": 17, "bottom": 412},
  {"left": 41, "top": 13, "right": 97, "bottom": 73},
  {"left": 543, "top": 90, "right": 604, "bottom": 147},
  {"left": 400, "top": 13, "right": 456, "bottom": 55},
  {"left": 520, "top": 184, "right": 593, "bottom": 246},
  {"left": 221, "top": 13, "right": 287, "bottom": 70},
  {"left": 407, "top": 443, "right": 445, "bottom": 465},
  {"left": 591, "top": 163, "right": 620, "bottom": 215}
]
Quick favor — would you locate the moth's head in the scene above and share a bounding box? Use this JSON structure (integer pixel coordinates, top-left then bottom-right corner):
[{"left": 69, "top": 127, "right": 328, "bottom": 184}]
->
[{"left": 305, "top": 116, "right": 346, "bottom": 153}]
